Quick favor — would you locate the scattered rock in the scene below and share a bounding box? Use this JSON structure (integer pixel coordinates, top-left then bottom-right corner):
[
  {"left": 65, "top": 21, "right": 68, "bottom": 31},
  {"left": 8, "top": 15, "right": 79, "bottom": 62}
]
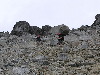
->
[{"left": 12, "top": 67, "right": 30, "bottom": 75}]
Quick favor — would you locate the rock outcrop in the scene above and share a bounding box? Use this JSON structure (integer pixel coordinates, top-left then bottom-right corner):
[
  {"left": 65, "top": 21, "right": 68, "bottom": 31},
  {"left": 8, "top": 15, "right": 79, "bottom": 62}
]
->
[
  {"left": 29, "top": 25, "right": 52, "bottom": 36},
  {"left": 93, "top": 14, "right": 100, "bottom": 26},
  {"left": 11, "top": 22, "right": 70, "bottom": 36},
  {"left": 0, "top": 32, "right": 4, "bottom": 38},
  {"left": 11, "top": 21, "right": 51, "bottom": 36},
  {"left": 42, "top": 25, "right": 52, "bottom": 36},
  {"left": 49, "top": 24, "right": 70, "bottom": 35},
  {"left": 0, "top": 31, "right": 10, "bottom": 38},
  {"left": 29, "top": 26, "right": 42, "bottom": 35},
  {"left": 78, "top": 25, "right": 90, "bottom": 31},
  {"left": 11, "top": 21, "right": 31, "bottom": 36}
]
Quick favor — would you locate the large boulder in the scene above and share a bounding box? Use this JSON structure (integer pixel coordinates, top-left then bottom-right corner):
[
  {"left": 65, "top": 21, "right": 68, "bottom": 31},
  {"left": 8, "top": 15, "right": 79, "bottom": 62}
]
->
[
  {"left": 42, "top": 25, "right": 52, "bottom": 36},
  {"left": 59, "top": 24, "right": 70, "bottom": 35},
  {"left": 92, "top": 14, "right": 100, "bottom": 27},
  {"left": 94, "top": 14, "right": 100, "bottom": 25},
  {"left": 49, "top": 24, "right": 70, "bottom": 35},
  {"left": 0, "top": 32, "right": 4, "bottom": 38},
  {"left": 78, "top": 25, "right": 89, "bottom": 31},
  {"left": 29, "top": 26, "right": 42, "bottom": 35},
  {"left": 0, "top": 31, "right": 9, "bottom": 38},
  {"left": 11, "top": 21, "right": 31, "bottom": 36},
  {"left": 29, "top": 25, "right": 52, "bottom": 36}
]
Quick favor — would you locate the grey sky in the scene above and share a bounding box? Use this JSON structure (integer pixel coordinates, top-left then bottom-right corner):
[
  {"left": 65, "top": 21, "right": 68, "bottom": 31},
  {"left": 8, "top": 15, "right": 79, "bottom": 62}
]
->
[{"left": 0, "top": 0, "right": 100, "bottom": 32}]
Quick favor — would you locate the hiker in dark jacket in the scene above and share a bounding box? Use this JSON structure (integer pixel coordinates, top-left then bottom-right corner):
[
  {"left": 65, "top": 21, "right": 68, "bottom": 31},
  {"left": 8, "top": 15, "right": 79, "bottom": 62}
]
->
[
  {"left": 36, "top": 35, "right": 41, "bottom": 42},
  {"left": 56, "top": 33, "right": 65, "bottom": 45},
  {"left": 36, "top": 35, "right": 42, "bottom": 45}
]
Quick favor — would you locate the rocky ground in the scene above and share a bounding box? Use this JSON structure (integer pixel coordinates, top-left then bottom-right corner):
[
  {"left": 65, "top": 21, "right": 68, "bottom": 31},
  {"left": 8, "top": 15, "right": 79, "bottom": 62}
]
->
[
  {"left": 0, "top": 14, "right": 100, "bottom": 75},
  {"left": 0, "top": 33, "right": 100, "bottom": 75}
]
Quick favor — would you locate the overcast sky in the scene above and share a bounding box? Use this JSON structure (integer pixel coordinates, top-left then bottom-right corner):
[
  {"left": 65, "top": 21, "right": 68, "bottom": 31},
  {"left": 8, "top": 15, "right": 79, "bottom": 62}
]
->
[{"left": 0, "top": 0, "right": 100, "bottom": 32}]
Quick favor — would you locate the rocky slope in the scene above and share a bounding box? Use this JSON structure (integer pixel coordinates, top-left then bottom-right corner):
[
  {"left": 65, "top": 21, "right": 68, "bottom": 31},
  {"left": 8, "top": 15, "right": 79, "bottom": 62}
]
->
[{"left": 0, "top": 14, "right": 100, "bottom": 75}]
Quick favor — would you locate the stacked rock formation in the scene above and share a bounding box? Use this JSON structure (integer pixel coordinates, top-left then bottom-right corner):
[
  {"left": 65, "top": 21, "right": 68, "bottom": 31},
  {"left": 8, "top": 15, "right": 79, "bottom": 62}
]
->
[
  {"left": 11, "top": 21, "right": 31, "bottom": 36},
  {"left": 0, "top": 14, "right": 100, "bottom": 75},
  {"left": 42, "top": 25, "right": 52, "bottom": 36},
  {"left": 49, "top": 24, "right": 70, "bottom": 35},
  {"left": 29, "top": 26, "right": 42, "bottom": 35},
  {"left": 11, "top": 21, "right": 52, "bottom": 36}
]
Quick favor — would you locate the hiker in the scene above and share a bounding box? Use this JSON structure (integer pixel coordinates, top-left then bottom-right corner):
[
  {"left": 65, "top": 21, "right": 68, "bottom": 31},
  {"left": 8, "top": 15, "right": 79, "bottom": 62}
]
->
[
  {"left": 56, "top": 33, "right": 65, "bottom": 45},
  {"left": 36, "top": 35, "right": 42, "bottom": 45},
  {"left": 36, "top": 35, "right": 41, "bottom": 42}
]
